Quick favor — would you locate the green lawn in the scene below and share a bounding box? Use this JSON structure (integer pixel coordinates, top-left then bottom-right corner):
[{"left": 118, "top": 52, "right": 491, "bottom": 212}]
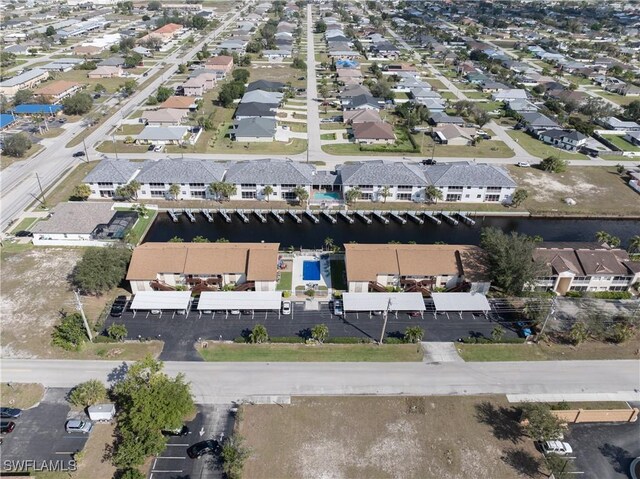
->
[
  {"left": 600, "top": 134, "right": 640, "bottom": 152},
  {"left": 425, "top": 79, "right": 447, "bottom": 90},
  {"left": 126, "top": 210, "right": 157, "bottom": 244},
  {"left": 11, "top": 217, "right": 39, "bottom": 233},
  {"left": 595, "top": 91, "right": 637, "bottom": 106},
  {"left": 464, "top": 90, "right": 491, "bottom": 100},
  {"left": 199, "top": 343, "right": 424, "bottom": 362},
  {"left": 330, "top": 259, "right": 346, "bottom": 290},
  {"left": 507, "top": 130, "right": 588, "bottom": 160},
  {"left": 439, "top": 91, "right": 457, "bottom": 100},
  {"left": 118, "top": 124, "right": 146, "bottom": 135},
  {"left": 96, "top": 141, "right": 150, "bottom": 154},
  {"left": 276, "top": 271, "right": 292, "bottom": 291},
  {"left": 474, "top": 101, "right": 504, "bottom": 112},
  {"left": 320, "top": 133, "right": 336, "bottom": 140}
]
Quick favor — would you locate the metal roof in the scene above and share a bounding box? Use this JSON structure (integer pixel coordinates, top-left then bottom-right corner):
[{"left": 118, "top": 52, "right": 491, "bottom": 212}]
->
[
  {"left": 130, "top": 291, "right": 192, "bottom": 310},
  {"left": 342, "top": 293, "right": 426, "bottom": 312},
  {"left": 431, "top": 292, "right": 490, "bottom": 312},
  {"left": 13, "top": 104, "right": 62, "bottom": 115},
  {"left": 198, "top": 291, "right": 282, "bottom": 311},
  {"left": 0, "top": 69, "right": 47, "bottom": 87}
]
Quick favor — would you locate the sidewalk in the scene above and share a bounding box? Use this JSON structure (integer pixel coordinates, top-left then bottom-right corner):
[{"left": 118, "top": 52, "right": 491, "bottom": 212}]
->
[{"left": 421, "top": 342, "right": 464, "bottom": 363}]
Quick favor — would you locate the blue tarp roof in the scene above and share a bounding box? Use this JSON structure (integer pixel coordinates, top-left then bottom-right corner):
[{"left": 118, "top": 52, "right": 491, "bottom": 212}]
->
[
  {"left": 0, "top": 114, "right": 15, "bottom": 129},
  {"left": 336, "top": 59, "right": 359, "bottom": 68},
  {"left": 13, "top": 104, "right": 63, "bottom": 115}
]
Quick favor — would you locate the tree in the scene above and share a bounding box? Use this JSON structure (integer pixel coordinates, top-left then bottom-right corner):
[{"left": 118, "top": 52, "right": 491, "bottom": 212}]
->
[
  {"left": 124, "top": 52, "right": 143, "bottom": 69},
  {"left": 616, "top": 164, "right": 625, "bottom": 175},
  {"left": 292, "top": 57, "right": 306, "bottom": 69},
  {"left": 568, "top": 321, "right": 588, "bottom": 346},
  {"left": 628, "top": 235, "right": 640, "bottom": 253},
  {"left": 191, "top": 15, "right": 208, "bottom": 30},
  {"left": 473, "top": 108, "right": 490, "bottom": 128},
  {"left": 232, "top": 68, "right": 250, "bottom": 83},
  {"left": 404, "top": 326, "right": 424, "bottom": 343},
  {"left": 0, "top": 51, "right": 17, "bottom": 68},
  {"left": 71, "top": 184, "right": 92, "bottom": 201},
  {"left": 491, "top": 326, "right": 505, "bottom": 342},
  {"left": 293, "top": 186, "right": 309, "bottom": 207},
  {"left": 345, "top": 187, "right": 361, "bottom": 205},
  {"left": 511, "top": 188, "right": 528, "bottom": 207},
  {"left": 94, "top": 83, "right": 107, "bottom": 93},
  {"left": 208, "top": 181, "right": 236, "bottom": 202},
  {"left": 116, "top": 469, "right": 145, "bottom": 479},
  {"left": 249, "top": 324, "right": 268, "bottom": 344},
  {"left": 262, "top": 185, "right": 273, "bottom": 202},
  {"left": 108, "top": 323, "right": 128, "bottom": 342},
  {"left": 72, "top": 247, "right": 132, "bottom": 295},
  {"left": 63, "top": 92, "right": 93, "bottom": 115},
  {"left": 120, "top": 80, "right": 138, "bottom": 97},
  {"left": 112, "top": 356, "right": 195, "bottom": 467},
  {"left": 148, "top": 0, "right": 161, "bottom": 10},
  {"left": 221, "top": 435, "right": 250, "bottom": 479},
  {"left": 378, "top": 186, "right": 391, "bottom": 203},
  {"left": 480, "top": 227, "right": 544, "bottom": 296},
  {"left": 13, "top": 89, "right": 34, "bottom": 106},
  {"left": 519, "top": 402, "right": 563, "bottom": 442},
  {"left": 45, "top": 25, "right": 56, "bottom": 36},
  {"left": 623, "top": 100, "right": 640, "bottom": 122},
  {"left": 155, "top": 86, "right": 172, "bottom": 103},
  {"left": 177, "top": 63, "right": 187, "bottom": 74},
  {"left": 2, "top": 133, "right": 32, "bottom": 157},
  {"left": 68, "top": 379, "right": 107, "bottom": 407},
  {"left": 424, "top": 185, "right": 442, "bottom": 204},
  {"left": 595, "top": 230, "right": 621, "bottom": 248},
  {"left": 314, "top": 19, "right": 327, "bottom": 33},
  {"left": 52, "top": 313, "right": 88, "bottom": 351},
  {"left": 311, "top": 323, "right": 329, "bottom": 343},
  {"left": 168, "top": 183, "right": 180, "bottom": 200},
  {"left": 324, "top": 237, "right": 334, "bottom": 251},
  {"left": 539, "top": 155, "right": 567, "bottom": 173}
]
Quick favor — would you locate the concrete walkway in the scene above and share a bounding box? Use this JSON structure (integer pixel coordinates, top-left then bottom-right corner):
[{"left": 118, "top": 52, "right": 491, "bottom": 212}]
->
[{"left": 422, "top": 342, "right": 464, "bottom": 363}]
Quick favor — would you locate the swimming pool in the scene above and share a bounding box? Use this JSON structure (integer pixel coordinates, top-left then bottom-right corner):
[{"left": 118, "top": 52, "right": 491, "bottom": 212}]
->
[
  {"left": 302, "top": 260, "right": 321, "bottom": 281},
  {"left": 313, "top": 191, "right": 341, "bottom": 201}
]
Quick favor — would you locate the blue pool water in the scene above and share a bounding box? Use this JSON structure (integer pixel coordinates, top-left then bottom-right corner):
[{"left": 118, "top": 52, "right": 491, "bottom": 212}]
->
[
  {"left": 302, "top": 260, "right": 321, "bottom": 281},
  {"left": 313, "top": 191, "right": 341, "bottom": 201}
]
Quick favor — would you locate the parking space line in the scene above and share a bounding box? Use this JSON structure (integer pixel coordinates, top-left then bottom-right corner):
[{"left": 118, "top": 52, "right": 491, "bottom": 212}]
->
[
  {"left": 166, "top": 443, "right": 188, "bottom": 446},
  {"left": 55, "top": 451, "right": 75, "bottom": 454},
  {"left": 155, "top": 456, "right": 186, "bottom": 460},
  {"left": 151, "top": 470, "right": 183, "bottom": 473}
]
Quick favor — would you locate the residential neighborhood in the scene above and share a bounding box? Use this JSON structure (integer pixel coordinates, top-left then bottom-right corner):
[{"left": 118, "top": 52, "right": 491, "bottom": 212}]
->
[{"left": 1, "top": 1, "right": 639, "bottom": 479}]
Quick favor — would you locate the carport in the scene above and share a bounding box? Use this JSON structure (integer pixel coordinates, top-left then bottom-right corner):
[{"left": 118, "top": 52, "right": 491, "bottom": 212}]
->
[
  {"left": 342, "top": 292, "right": 426, "bottom": 318},
  {"left": 197, "top": 291, "right": 283, "bottom": 318},
  {"left": 431, "top": 292, "right": 491, "bottom": 319},
  {"left": 130, "top": 291, "right": 192, "bottom": 318}
]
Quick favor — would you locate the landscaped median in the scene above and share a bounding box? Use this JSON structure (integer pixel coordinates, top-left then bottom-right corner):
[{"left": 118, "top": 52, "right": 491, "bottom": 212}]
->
[{"left": 197, "top": 342, "right": 424, "bottom": 362}]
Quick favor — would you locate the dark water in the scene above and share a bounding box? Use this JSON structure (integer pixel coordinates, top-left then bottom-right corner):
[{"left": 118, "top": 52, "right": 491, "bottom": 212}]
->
[{"left": 144, "top": 212, "right": 640, "bottom": 249}]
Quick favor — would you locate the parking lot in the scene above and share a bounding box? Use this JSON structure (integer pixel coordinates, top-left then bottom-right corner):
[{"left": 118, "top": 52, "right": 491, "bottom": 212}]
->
[
  {"left": 105, "top": 300, "right": 520, "bottom": 360},
  {"left": 1, "top": 389, "right": 89, "bottom": 474},
  {"left": 565, "top": 419, "right": 640, "bottom": 479},
  {"left": 150, "top": 405, "right": 235, "bottom": 479}
]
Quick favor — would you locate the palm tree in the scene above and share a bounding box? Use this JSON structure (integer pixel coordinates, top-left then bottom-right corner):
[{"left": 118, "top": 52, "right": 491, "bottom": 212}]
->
[
  {"left": 127, "top": 180, "right": 141, "bottom": 200},
  {"left": 311, "top": 323, "right": 329, "bottom": 343},
  {"left": 378, "top": 186, "right": 391, "bottom": 203},
  {"left": 511, "top": 188, "right": 528, "bottom": 207},
  {"left": 424, "top": 185, "right": 443, "bottom": 204},
  {"left": 595, "top": 230, "right": 610, "bottom": 245},
  {"left": 249, "top": 324, "right": 268, "bottom": 344},
  {"left": 293, "top": 186, "right": 309, "bottom": 208},
  {"left": 168, "top": 183, "right": 181, "bottom": 200},
  {"left": 209, "top": 181, "right": 236, "bottom": 202},
  {"left": 262, "top": 185, "right": 274, "bottom": 202},
  {"left": 628, "top": 235, "right": 640, "bottom": 254},
  {"left": 403, "top": 326, "right": 424, "bottom": 343},
  {"left": 345, "top": 187, "right": 361, "bottom": 206}
]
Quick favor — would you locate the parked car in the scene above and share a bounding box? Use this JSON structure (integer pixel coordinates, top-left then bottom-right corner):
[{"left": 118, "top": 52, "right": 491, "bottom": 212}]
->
[
  {"left": 422, "top": 159, "right": 437, "bottom": 165},
  {"left": 162, "top": 425, "right": 189, "bottom": 437},
  {"left": 408, "top": 311, "right": 421, "bottom": 317},
  {"left": 281, "top": 301, "right": 291, "bottom": 315},
  {"left": 153, "top": 145, "right": 164, "bottom": 152},
  {"left": 333, "top": 299, "right": 343, "bottom": 316},
  {"left": 542, "top": 440, "right": 573, "bottom": 456},
  {"left": 477, "top": 130, "right": 491, "bottom": 140},
  {"left": 14, "top": 230, "right": 32, "bottom": 238},
  {"left": 110, "top": 295, "right": 127, "bottom": 317},
  {"left": 371, "top": 311, "right": 383, "bottom": 316},
  {"left": 72, "top": 151, "right": 86, "bottom": 158},
  {"left": 1, "top": 421, "right": 16, "bottom": 434},
  {"left": 187, "top": 439, "right": 220, "bottom": 459},
  {"left": 148, "top": 144, "right": 155, "bottom": 151},
  {"left": 516, "top": 321, "right": 532, "bottom": 338},
  {"left": 0, "top": 408, "right": 22, "bottom": 419},
  {"left": 517, "top": 162, "right": 531, "bottom": 167},
  {"left": 65, "top": 420, "right": 93, "bottom": 434},
  {"left": 230, "top": 309, "right": 241, "bottom": 315}
]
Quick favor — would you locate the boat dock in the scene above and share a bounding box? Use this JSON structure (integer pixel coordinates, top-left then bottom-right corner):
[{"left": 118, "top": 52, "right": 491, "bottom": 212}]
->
[
  {"left": 390, "top": 211, "right": 407, "bottom": 225},
  {"left": 219, "top": 210, "right": 232, "bottom": 223},
  {"left": 372, "top": 211, "right": 389, "bottom": 224},
  {"left": 236, "top": 210, "right": 249, "bottom": 223},
  {"left": 355, "top": 211, "right": 372, "bottom": 224},
  {"left": 168, "top": 209, "right": 179, "bottom": 222},
  {"left": 201, "top": 209, "right": 214, "bottom": 222},
  {"left": 184, "top": 209, "right": 196, "bottom": 223}
]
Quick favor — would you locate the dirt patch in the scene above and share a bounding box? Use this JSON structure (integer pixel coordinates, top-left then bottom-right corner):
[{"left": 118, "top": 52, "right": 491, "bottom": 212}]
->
[
  {"left": 72, "top": 423, "right": 118, "bottom": 479},
  {"left": 0, "top": 383, "right": 44, "bottom": 409},
  {"left": 238, "top": 396, "right": 546, "bottom": 479}
]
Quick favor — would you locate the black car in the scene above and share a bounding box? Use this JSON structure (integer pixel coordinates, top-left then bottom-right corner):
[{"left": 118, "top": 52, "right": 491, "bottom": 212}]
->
[
  {"left": 161, "top": 425, "right": 189, "bottom": 437},
  {"left": 422, "top": 159, "right": 437, "bottom": 165},
  {"left": 187, "top": 439, "right": 220, "bottom": 459},
  {"left": 0, "top": 408, "right": 22, "bottom": 419},
  {"left": 72, "top": 151, "right": 85, "bottom": 158},
  {"left": 0, "top": 421, "right": 16, "bottom": 434},
  {"left": 14, "top": 230, "right": 32, "bottom": 238},
  {"left": 110, "top": 296, "right": 128, "bottom": 317}
]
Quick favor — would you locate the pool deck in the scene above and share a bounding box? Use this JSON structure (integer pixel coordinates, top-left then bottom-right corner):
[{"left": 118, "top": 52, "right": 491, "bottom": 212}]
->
[{"left": 292, "top": 253, "right": 332, "bottom": 293}]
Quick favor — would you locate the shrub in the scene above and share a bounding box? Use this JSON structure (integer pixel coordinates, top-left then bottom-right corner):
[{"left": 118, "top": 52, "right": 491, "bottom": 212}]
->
[
  {"left": 565, "top": 291, "right": 583, "bottom": 298},
  {"left": 116, "top": 469, "right": 145, "bottom": 479},
  {"left": 325, "top": 337, "right": 365, "bottom": 344},
  {"left": 589, "top": 291, "right": 632, "bottom": 300},
  {"left": 108, "top": 323, "right": 128, "bottom": 342},
  {"left": 383, "top": 337, "right": 404, "bottom": 344},
  {"left": 68, "top": 379, "right": 107, "bottom": 407},
  {"left": 551, "top": 401, "right": 571, "bottom": 411},
  {"left": 93, "top": 335, "right": 116, "bottom": 343},
  {"left": 52, "top": 313, "right": 88, "bottom": 351},
  {"left": 270, "top": 336, "right": 305, "bottom": 343}
]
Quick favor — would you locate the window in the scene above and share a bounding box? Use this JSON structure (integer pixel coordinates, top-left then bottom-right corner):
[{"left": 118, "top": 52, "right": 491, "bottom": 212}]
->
[
  {"left": 570, "top": 286, "right": 588, "bottom": 292},
  {"left": 609, "top": 285, "right": 628, "bottom": 291},
  {"left": 396, "top": 193, "right": 412, "bottom": 200},
  {"left": 397, "top": 185, "right": 412, "bottom": 191},
  {"left": 612, "top": 276, "right": 631, "bottom": 283},
  {"left": 150, "top": 190, "right": 165, "bottom": 197},
  {"left": 465, "top": 194, "right": 470, "bottom": 198},
  {"left": 573, "top": 276, "right": 589, "bottom": 282},
  {"left": 97, "top": 182, "right": 113, "bottom": 187},
  {"left": 447, "top": 186, "right": 463, "bottom": 192},
  {"left": 476, "top": 194, "right": 481, "bottom": 198},
  {"left": 241, "top": 183, "right": 256, "bottom": 188},
  {"left": 281, "top": 184, "right": 296, "bottom": 188},
  {"left": 282, "top": 192, "right": 296, "bottom": 200},
  {"left": 484, "top": 194, "right": 500, "bottom": 202},
  {"left": 100, "top": 190, "right": 114, "bottom": 198},
  {"left": 361, "top": 193, "right": 373, "bottom": 200},
  {"left": 446, "top": 194, "right": 461, "bottom": 202},
  {"left": 241, "top": 191, "right": 256, "bottom": 199},
  {"left": 486, "top": 186, "right": 501, "bottom": 192},
  {"left": 191, "top": 191, "right": 205, "bottom": 198},
  {"left": 190, "top": 183, "right": 205, "bottom": 188},
  {"left": 149, "top": 183, "right": 164, "bottom": 188}
]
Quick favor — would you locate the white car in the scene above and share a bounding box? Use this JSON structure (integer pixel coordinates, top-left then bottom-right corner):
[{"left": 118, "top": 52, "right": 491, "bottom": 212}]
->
[
  {"left": 542, "top": 440, "right": 573, "bottom": 456},
  {"left": 230, "top": 309, "right": 240, "bottom": 315},
  {"left": 281, "top": 301, "right": 291, "bottom": 315},
  {"left": 517, "top": 161, "right": 531, "bottom": 167},
  {"left": 153, "top": 145, "right": 164, "bottom": 152}
]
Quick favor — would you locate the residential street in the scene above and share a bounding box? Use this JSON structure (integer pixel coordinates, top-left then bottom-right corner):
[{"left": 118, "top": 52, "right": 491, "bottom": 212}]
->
[
  {"left": 2, "top": 359, "right": 638, "bottom": 404},
  {"left": 305, "top": 3, "right": 321, "bottom": 160}
]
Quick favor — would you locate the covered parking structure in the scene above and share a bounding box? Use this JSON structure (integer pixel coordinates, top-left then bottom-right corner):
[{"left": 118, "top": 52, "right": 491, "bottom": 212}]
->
[
  {"left": 130, "top": 291, "right": 192, "bottom": 318},
  {"left": 197, "top": 291, "right": 283, "bottom": 318},
  {"left": 342, "top": 292, "right": 426, "bottom": 318},
  {"left": 431, "top": 292, "right": 491, "bottom": 319}
]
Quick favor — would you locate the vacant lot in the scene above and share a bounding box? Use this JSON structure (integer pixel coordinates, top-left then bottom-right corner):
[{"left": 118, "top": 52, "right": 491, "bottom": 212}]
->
[
  {"left": 0, "top": 383, "right": 44, "bottom": 409},
  {"left": 508, "top": 166, "right": 640, "bottom": 216},
  {"left": 238, "top": 396, "right": 546, "bottom": 479}
]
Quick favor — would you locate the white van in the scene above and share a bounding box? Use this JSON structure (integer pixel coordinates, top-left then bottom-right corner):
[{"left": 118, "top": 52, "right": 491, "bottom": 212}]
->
[{"left": 542, "top": 440, "right": 573, "bottom": 455}]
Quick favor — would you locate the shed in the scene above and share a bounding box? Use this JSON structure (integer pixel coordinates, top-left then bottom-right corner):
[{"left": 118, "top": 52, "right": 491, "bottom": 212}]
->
[{"left": 87, "top": 403, "right": 116, "bottom": 421}]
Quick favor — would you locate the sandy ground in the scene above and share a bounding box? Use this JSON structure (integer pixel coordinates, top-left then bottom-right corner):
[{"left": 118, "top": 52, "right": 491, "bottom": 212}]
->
[{"left": 238, "top": 396, "right": 546, "bottom": 479}]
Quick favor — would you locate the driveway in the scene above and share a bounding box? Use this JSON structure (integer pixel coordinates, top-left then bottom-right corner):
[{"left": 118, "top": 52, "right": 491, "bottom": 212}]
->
[
  {"left": 104, "top": 300, "right": 519, "bottom": 361},
  {"left": 566, "top": 421, "right": 640, "bottom": 479},
  {"left": 1, "top": 389, "right": 89, "bottom": 475}
]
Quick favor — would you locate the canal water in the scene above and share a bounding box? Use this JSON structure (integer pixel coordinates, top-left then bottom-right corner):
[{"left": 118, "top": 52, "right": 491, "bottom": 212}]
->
[{"left": 144, "top": 212, "right": 640, "bottom": 249}]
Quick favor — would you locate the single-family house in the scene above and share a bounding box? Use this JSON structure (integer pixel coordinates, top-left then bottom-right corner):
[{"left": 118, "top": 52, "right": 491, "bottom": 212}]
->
[
  {"left": 232, "top": 117, "right": 277, "bottom": 142},
  {"left": 432, "top": 125, "right": 477, "bottom": 146},
  {"left": 241, "top": 89, "right": 283, "bottom": 105},
  {"left": 247, "top": 80, "right": 286, "bottom": 92},
  {"left": 342, "top": 109, "right": 382, "bottom": 125},
  {"left": 429, "top": 112, "right": 465, "bottom": 126},
  {"left": 234, "top": 102, "right": 277, "bottom": 120},
  {"left": 343, "top": 93, "right": 381, "bottom": 110},
  {"left": 625, "top": 131, "right": 640, "bottom": 146},
  {"left": 352, "top": 121, "right": 396, "bottom": 144},
  {"left": 136, "top": 126, "right": 189, "bottom": 145},
  {"left": 599, "top": 117, "right": 640, "bottom": 132},
  {"left": 492, "top": 89, "right": 528, "bottom": 102},
  {"left": 205, "top": 55, "right": 234, "bottom": 78},
  {"left": 538, "top": 129, "right": 587, "bottom": 152},
  {"left": 159, "top": 96, "right": 199, "bottom": 111},
  {"left": 87, "top": 65, "right": 123, "bottom": 78},
  {"left": 141, "top": 108, "right": 187, "bottom": 126},
  {"left": 33, "top": 81, "right": 82, "bottom": 103},
  {"left": 519, "top": 112, "right": 560, "bottom": 133}
]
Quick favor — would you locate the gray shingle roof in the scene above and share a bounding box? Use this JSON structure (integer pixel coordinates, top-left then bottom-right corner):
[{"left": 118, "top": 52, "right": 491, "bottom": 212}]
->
[
  {"left": 31, "top": 202, "right": 116, "bottom": 234},
  {"left": 424, "top": 162, "right": 516, "bottom": 188},
  {"left": 83, "top": 159, "right": 142, "bottom": 184},
  {"left": 241, "top": 89, "right": 283, "bottom": 104},
  {"left": 233, "top": 117, "right": 277, "bottom": 137},
  {"left": 136, "top": 159, "right": 226, "bottom": 184},
  {"left": 520, "top": 112, "right": 559, "bottom": 128},
  {"left": 224, "top": 159, "right": 316, "bottom": 185},
  {"left": 338, "top": 161, "right": 428, "bottom": 187},
  {"left": 234, "top": 102, "right": 277, "bottom": 118},
  {"left": 247, "top": 80, "right": 286, "bottom": 92}
]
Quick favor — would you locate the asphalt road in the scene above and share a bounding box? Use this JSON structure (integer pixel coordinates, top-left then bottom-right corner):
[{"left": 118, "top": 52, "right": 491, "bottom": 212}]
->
[
  {"left": 2, "top": 359, "right": 638, "bottom": 405},
  {"left": 104, "top": 300, "right": 519, "bottom": 361}
]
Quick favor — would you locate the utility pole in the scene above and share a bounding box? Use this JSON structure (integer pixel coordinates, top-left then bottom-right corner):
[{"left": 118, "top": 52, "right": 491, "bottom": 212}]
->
[
  {"left": 538, "top": 296, "right": 557, "bottom": 337},
  {"left": 379, "top": 298, "right": 392, "bottom": 345},
  {"left": 82, "top": 138, "right": 89, "bottom": 162},
  {"left": 35, "top": 172, "right": 46, "bottom": 207},
  {"left": 112, "top": 133, "right": 119, "bottom": 160},
  {"left": 74, "top": 290, "right": 93, "bottom": 341}
]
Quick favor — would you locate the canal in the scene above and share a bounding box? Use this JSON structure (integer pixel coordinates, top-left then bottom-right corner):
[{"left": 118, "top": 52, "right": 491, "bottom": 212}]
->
[{"left": 144, "top": 213, "right": 640, "bottom": 249}]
